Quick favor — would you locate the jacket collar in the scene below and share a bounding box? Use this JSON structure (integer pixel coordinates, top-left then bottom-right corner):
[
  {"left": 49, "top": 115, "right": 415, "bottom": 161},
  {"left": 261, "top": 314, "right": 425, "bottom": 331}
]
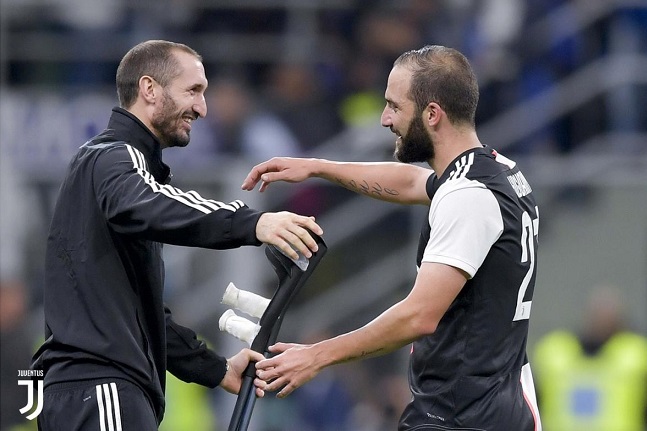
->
[{"left": 107, "top": 107, "right": 171, "bottom": 183}]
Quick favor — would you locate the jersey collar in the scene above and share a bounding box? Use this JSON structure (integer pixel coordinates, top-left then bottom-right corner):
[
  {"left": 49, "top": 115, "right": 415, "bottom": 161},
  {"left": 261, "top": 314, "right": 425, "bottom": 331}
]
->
[{"left": 107, "top": 107, "right": 171, "bottom": 184}]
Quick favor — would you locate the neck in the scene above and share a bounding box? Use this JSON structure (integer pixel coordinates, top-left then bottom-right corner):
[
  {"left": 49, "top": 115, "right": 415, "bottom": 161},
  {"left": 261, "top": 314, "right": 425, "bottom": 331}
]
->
[
  {"left": 126, "top": 104, "right": 165, "bottom": 146},
  {"left": 429, "top": 127, "right": 482, "bottom": 176}
]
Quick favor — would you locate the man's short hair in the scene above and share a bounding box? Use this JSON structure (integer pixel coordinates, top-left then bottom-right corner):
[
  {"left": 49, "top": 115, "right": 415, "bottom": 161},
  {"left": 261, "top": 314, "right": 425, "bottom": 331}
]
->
[
  {"left": 116, "top": 40, "right": 202, "bottom": 109},
  {"left": 394, "top": 45, "right": 479, "bottom": 126}
]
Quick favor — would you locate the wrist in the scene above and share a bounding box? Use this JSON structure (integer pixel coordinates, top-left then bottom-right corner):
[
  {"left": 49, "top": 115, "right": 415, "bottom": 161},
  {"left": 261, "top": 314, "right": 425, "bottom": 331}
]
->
[
  {"left": 219, "top": 359, "right": 231, "bottom": 388},
  {"left": 312, "top": 158, "right": 332, "bottom": 179},
  {"left": 311, "top": 341, "right": 334, "bottom": 370}
]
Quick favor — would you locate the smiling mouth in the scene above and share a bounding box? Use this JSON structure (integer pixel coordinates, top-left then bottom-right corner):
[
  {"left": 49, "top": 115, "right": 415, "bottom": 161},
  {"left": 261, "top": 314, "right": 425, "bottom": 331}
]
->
[{"left": 182, "top": 116, "right": 196, "bottom": 129}]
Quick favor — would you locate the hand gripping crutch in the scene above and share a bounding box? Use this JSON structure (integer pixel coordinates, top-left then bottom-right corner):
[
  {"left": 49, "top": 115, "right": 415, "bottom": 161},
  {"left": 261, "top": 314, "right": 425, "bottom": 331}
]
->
[{"left": 225, "top": 233, "right": 327, "bottom": 431}]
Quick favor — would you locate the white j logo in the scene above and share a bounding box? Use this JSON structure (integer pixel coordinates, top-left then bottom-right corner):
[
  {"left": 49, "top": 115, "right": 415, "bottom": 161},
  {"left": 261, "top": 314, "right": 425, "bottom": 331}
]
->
[{"left": 18, "top": 379, "right": 44, "bottom": 420}]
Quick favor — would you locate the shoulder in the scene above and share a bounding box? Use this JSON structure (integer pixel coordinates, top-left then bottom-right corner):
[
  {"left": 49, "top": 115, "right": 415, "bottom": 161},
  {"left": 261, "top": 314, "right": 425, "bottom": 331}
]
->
[
  {"left": 433, "top": 176, "right": 494, "bottom": 214},
  {"left": 533, "top": 330, "right": 582, "bottom": 366},
  {"left": 609, "top": 332, "right": 647, "bottom": 357},
  {"left": 84, "top": 140, "right": 141, "bottom": 175}
]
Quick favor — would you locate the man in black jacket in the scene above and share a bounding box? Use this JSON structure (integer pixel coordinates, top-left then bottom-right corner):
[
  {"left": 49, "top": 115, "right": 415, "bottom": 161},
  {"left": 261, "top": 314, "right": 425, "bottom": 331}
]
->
[{"left": 33, "top": 40, "right": 323, "bottom": 430}]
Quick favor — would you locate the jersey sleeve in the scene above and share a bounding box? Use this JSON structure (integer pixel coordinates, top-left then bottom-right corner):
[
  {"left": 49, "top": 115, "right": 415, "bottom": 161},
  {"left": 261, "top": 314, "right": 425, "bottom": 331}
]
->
[
  {"left": 164, "top": 306, "right": 227, "bottom": 388},
  {"left": 422, "top": 182, "right": 503, "bottom": 278},
  {"left": 92, "top": 144, "right": 263, "bottom": 249},
  {"left": 424, "top": 173, "right": 439, "bottom": 201}
]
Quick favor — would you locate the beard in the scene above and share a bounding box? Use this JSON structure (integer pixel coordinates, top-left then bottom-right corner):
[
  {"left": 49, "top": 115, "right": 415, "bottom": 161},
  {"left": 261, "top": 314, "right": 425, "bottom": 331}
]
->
[
  {"left": 151, "top": 91, "right": 192, "bottom": 148},
  {"left": 394, "top": 113, "right": 435, "bottom": 164}
]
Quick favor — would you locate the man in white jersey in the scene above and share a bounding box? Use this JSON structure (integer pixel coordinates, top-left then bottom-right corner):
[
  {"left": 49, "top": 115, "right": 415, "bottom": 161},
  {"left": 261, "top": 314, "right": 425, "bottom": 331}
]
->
[{"left": 243, "top": 45, "right": 542, "bottom": 431}]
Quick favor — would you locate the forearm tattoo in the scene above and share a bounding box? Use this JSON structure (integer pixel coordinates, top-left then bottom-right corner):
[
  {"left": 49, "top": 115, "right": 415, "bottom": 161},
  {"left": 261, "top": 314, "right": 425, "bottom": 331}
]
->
[
  {"left": 346, "top": 347, "right": 385, "bottom": 362},
  {"left": 335, "top": 177, "right": 400, "bottom": 198}
]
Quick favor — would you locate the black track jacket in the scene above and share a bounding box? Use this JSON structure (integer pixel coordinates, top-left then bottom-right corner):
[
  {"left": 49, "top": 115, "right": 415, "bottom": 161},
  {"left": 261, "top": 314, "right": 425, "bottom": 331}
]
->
[{"left": 33, "top": 107, "right": 264, "bottom": 423}]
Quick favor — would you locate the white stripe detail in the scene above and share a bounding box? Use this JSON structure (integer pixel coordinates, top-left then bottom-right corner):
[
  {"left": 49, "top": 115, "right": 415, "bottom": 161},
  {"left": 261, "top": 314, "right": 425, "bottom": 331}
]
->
[
  {"left": 520, "top": 363, "right": 542, "bottom": 431},
  {"left": 96, "top": 385, "right": 106, "bottom": 431},
  {"left": 102, "top": 384, "right": 115, "bottom": 431},
  {"left": 109, "top": 383, "right": 123, "bottom": 431},
  {"left": 449, "top": 152, "right": 475, "bottom": 181},
  {"left": 124, "top": 144, "right": 240, "bottom": 213},
  {"left": 494, "top": 150, "right": 517, "bottom": 169}
]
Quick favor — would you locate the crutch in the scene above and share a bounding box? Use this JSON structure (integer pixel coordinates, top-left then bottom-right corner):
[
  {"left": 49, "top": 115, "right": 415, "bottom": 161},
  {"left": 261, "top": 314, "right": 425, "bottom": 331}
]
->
[{"left": 221, "top": 232, "right": 327, "bottom": 431}]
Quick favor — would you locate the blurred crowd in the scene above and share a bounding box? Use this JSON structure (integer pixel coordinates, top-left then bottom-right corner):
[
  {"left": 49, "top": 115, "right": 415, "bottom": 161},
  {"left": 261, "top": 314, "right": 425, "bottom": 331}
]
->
[
  {"left": 4, "top": 0, "right": 647, "bottom": 160},
  {"left": 1, "top": 1, "right": 647, "bottom": 430}
]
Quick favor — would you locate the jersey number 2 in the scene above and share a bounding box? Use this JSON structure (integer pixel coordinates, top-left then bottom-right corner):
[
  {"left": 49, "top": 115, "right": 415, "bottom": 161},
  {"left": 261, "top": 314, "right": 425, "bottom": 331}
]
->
[{"left": 513, "top": 207, "right": 538, "bottom": 321}]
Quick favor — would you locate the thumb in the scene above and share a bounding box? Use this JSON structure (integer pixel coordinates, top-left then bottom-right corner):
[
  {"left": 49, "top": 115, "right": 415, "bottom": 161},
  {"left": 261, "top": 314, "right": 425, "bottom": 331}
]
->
[
  {"left": 260, "top": 173, "right": 277, "bottom": 183},
  {"left": 268, "top": 343, "right": 293, "bottom": 353}
]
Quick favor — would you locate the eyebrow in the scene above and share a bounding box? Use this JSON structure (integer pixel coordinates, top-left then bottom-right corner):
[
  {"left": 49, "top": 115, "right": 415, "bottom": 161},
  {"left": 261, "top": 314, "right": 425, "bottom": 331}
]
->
[{"left": 189, "top": 82, "right": 207, "bottom": 92}]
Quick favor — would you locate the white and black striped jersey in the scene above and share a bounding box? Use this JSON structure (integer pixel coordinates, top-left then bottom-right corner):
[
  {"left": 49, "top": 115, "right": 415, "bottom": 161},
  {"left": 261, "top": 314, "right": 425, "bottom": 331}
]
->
[
  {"left": 33, "top": 108, "right": 265, "bottom": 423},
  {"left": 399, "top": 146, "right": 542, "bottom": 431}
]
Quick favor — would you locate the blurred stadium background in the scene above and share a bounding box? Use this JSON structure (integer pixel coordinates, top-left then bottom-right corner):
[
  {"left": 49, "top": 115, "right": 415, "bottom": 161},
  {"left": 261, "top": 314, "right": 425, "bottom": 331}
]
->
[{"left": 1, "top": 1, "right": 646, "bottom": 430}]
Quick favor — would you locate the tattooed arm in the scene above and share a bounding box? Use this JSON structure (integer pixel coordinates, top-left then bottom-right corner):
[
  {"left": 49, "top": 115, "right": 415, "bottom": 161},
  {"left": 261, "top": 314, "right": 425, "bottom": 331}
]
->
[{"left": 241, "top": 157, "right": 432, "bottom": 205}]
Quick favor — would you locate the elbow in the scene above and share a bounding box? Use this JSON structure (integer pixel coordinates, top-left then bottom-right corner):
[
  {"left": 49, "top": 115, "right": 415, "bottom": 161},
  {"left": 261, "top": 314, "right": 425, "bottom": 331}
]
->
[{"left": 408, "top": 313, "right": 439, "bottom": 338}]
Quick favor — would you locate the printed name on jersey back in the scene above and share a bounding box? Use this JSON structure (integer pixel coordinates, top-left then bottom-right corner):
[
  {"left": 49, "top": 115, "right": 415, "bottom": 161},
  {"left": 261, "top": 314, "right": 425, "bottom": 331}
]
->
[{"left": 507, "top": 171, "right": 532, "bottom": 198}]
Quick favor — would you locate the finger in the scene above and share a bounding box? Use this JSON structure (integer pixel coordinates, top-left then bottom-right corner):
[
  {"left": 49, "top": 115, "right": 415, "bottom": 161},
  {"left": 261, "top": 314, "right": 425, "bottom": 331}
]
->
[
  {"left": 259, "top": 172, "right": 282, "bottom": 184},
  {"left": 256, "top": 358, "right": 277, "bottom": 371},
  {"left": 241, "top": 168, "right": 263, "bottom": 191},
  {"left": 258, "top": 180, "right": 270, "bottom": 193},
  {"left": 254, "top": 377, "right": 267, "bottom": 389},
  {"left": 254, "top": 378, "right": 266, "bottom": 398},
  {"left": 290, "top": 223, "right": 323, "bottom": 255},
  {"left": 274, "top": 237, "right": 302, "bottom": 260},
  {"left": 242, "top": 160, "right": 278, "bottom": 190},
  {"left": 281, "top": 224, "right": 322, "bottom": 258},
  {"left": 281, "top": 229, "right": 315, "bottom": 259},
  {"left": 268, "top": 343, "right": 294, "bottom": 353},
  {"left": 300, "top": 216, "right": 324, "bottom": 236},
  {"left": 240, "top": 177, "right": 257, "bottom": 191},
  {"left": 265, "top": 376, "right": 289, "bottom": 393},
  {"left": 277, "top": 382, "right": 297, "bottom": 398},
  {"left": 256, "top": 367, "right": 279, "bottom": 382},
  {"left": 246, "top": 349, "right": 265, "bottom": 362}
]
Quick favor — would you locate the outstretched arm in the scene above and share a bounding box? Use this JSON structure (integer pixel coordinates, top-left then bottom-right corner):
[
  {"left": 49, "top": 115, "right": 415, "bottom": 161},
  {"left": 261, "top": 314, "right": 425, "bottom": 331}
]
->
[
  {"left": 242, "top": 157, "right": 432, "bottom": 205},
  {"left": 255, "top": 262, "right": 467, "bottom": 397}
]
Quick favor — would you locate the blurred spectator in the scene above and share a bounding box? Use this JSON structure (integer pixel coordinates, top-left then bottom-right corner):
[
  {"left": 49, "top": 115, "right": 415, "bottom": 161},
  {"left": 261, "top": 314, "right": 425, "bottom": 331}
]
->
[
  {"left": 52, "top": 0, "right": 127, "bottom": 86},
  {"left": 162, "top": 73, "right": 304, "bottom": 169},
  {"left": 338, "top": 56, "right": 386, "bottom": 127},
  {"left": 339, "top": 2, "right": 426, "bottom": 127},
  {"left": 158, "top": 372, "right": 216, "bottom": 431},
  {"left": 263, "top": 63, "right": 344, "bottom": 152},
  {"left": 0, "top": 156, "right": 38, "bottom": 431},
  {"left": 471, "top": 0, "right": 525, "bottom": 127},
  {"left": 512, "top": 0, "right": 585, "bottom": 154},
  {"left": 601, "top": 4, "right": 647, "bottom": 150},
  {"left": 207, "top": 75, "right": 303, "bottom": 163},
  {"left": 405, "top": 0, "right": 476, "bottom": 55},
  {"left": 533, "top": 285, "right": 647, "bottom": 431}
]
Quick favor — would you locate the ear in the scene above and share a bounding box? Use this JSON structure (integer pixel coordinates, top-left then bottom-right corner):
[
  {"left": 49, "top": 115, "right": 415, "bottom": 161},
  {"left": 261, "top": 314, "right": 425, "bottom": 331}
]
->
[
  {"left": 139, "top": 75, "right": 158, "bottom": 105},
  {"left": 425, "top": 102, "right": 442, "bottom": 127}
]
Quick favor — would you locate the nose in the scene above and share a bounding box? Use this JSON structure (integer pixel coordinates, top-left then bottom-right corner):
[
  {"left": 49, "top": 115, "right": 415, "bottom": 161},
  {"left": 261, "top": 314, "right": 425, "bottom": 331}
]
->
[
  {"left": 380, "top": 106, "right": 392, "bottom": 128},
  {"left": 194, "top": 94, "right": 207, "bottom": 118}
]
